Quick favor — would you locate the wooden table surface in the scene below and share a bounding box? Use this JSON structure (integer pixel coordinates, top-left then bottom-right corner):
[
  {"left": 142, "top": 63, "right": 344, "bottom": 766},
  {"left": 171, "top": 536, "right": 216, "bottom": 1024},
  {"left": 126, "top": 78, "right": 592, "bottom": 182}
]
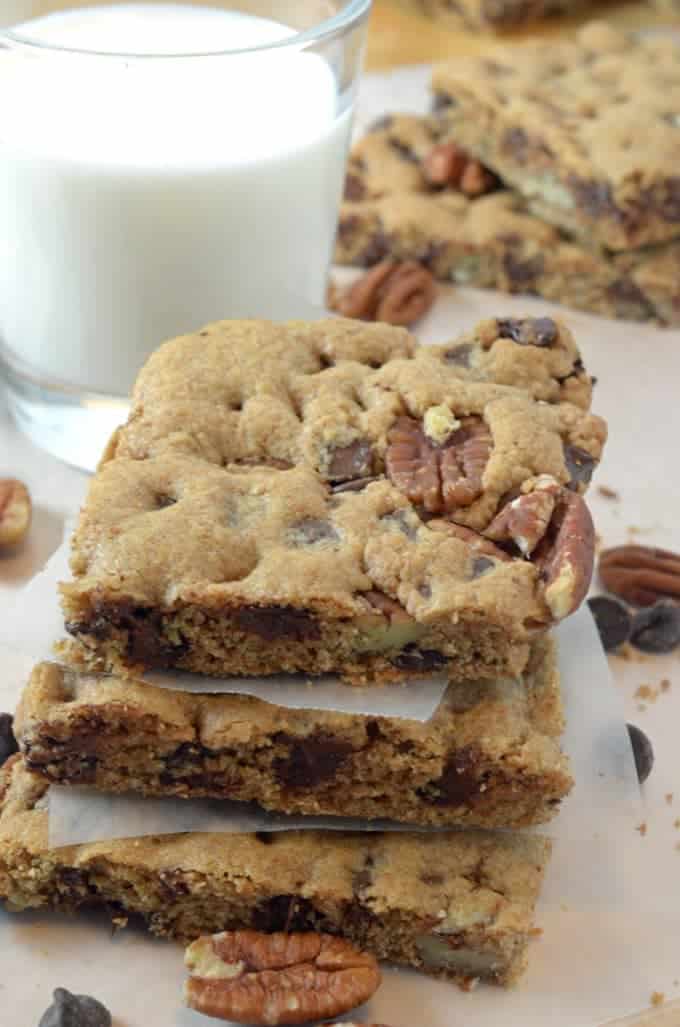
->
[{"left": 364, "top": 0, "right": 673, "bottom": 69}]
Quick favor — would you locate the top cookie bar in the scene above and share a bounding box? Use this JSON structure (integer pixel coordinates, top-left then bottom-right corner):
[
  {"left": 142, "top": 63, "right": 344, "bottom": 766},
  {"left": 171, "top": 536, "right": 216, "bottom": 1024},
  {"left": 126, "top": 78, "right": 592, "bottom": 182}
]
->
[
  {"left": 60, "top": 318, "right": 605, "bottom": 685},
  {"left": 432, "top": 22, "right": 680, "bottom": 251}
]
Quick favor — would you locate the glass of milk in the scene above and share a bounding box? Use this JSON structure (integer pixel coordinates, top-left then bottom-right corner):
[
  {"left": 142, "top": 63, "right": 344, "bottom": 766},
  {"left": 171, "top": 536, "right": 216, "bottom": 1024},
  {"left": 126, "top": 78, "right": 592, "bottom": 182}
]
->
[{"left": 0, "top": 0, "right": 370, "bottom": 470}]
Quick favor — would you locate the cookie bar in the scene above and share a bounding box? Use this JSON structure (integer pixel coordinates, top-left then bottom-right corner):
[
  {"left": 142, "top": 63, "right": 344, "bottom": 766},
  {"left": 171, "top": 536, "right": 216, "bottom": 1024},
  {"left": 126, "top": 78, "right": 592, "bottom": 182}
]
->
[
  {"left": 395, "top": 0, "right": 587, "bottom": 32},
  {"left": 16, "top": 639, "right": 572, "bottom": 829},
  {"left": 0, "top": 756, "right": 551, "bottom": 986},
  {"left": 58, "top": 319, "right": 606, "bottom": 684},
  {"left": 431, "top": 23, "right": 680, "bottom": 252},
  {"left": 336, "top": 114, "right": 680, "bottom": 323}
]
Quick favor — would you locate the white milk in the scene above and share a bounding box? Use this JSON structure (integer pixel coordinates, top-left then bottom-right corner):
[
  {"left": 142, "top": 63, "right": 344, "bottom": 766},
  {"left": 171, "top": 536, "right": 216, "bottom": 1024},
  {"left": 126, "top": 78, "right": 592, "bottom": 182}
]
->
[{"left": 0, "top": 4, "right": 352, "bottom": 394}]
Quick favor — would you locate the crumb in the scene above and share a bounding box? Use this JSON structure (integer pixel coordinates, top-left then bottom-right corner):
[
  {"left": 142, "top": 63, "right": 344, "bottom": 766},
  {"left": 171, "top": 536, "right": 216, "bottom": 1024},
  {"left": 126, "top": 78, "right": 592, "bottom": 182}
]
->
[
  {"left": 459, "top": 977, "right": 479, "bottom": 992},
  {"left": 661, "top": 678, "right": 671, "bottom": 692},
  {"left": 651, "top": 991, "right": 665, "bottom": 1007},
  {"left": 636, "top": 822, "right": 648, "bottom": 836},
  {"left": 674, "top": 819, "right": 680, "bottom": 829},
  {"left": 673, "top": 979, "right": 679, "bottom": 987},
  {"left": 597, "top": 485, "right": 619, "bottom": 500},
  {"left": 666, "top": 793, "right": 674, "bottom": 805},
  {"left": 627, "top": 525, "right": 641, "bottom": 537},
  {"left": 635, "top": 684, "right": 658, "bottom": 702},
  {"left": 613, "top": 642, "right": 648, "bottom": 663},
  {"left": 637, "top": 703, "right": 647, "bottom": 712}
]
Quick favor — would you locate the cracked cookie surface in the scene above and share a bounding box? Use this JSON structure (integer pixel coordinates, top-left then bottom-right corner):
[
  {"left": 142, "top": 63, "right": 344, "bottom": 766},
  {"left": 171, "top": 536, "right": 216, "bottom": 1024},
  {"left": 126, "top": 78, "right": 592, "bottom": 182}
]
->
[{"left": 59, "top": 317, "right": 605, "bottom": 684}]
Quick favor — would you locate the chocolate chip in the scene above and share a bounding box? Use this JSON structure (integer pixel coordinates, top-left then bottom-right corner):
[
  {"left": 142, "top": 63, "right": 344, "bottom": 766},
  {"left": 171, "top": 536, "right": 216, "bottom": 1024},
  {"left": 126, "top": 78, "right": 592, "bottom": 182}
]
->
[
  {"left": 421, "top": 748, "right": 480, "bottom": 806},
  {"left": 38, "top": 988, "right": 111, "bottom": 1027},
  {"left": 344, "top": 172, "right": 366, "bottom": 201},
  {"left": 471, "top": 556, "right": 495, "bottom": 578},
  {"left": 442, "top": 342, "right": 474, "bottom": 367},
  {"left": 252, "top": 895, "right": 328, "bottom": 933},
  {"left": 627, "top": 724, "right": 654, "bottom": 785},
  {"left": 502, "top": 252, "right": 544, "bottom": 289},
  {"left": 630, "top": 600, "right": 680, "bottom": 654},
  {"left": 430, "top": 93, "right": 454, "bottom": 113},
  {"left": 394, "top": 646, "right": 446, "bottom": 672},
  {"left": 352, "top": 855, "right": 375, "bottom": 894},
  {"left": 327, "top": 440, "right": 373, "bottom": 482},
  {"left": 69, "top": 603, "right": 188, "bottom": 669},
  {"left": 289, "top": 518, "right": 340, "bottom": 545},
  {"left": 569, "top": 177, "right": 617, "bottom": 218},
  {"left": 587, "top": 595, "right": 632, "bottom": 651},
  {"left": 234, "top": 606, "right": 321, "bottom": 643},
  {"left": 380, "top": 509, "right": 418, "bottom": 540},
  {"left": 660, "top": 178, "right": 680, "bottom": 222},
  {"left": 421, "top": 872, "right": 445, "bottom": 886},
  {"left": 331, "top": 476, "right": 380, "bottom": 494},
  {"left": 358, "top": 231, "right": 391, "bottom": 268},
  {"left": 155, "top": 493, "right": 176, "bottom": 509},
  {"left": 273, "top": 733, "right": 354, "bottom": 788},
  {"left": 563, "top": 443, "right": 596, "bottom": 490},
  {"left": 0, "top": 713, "right": 18, "bottom": 767},
  {"left": 496, "top": 316, "right": 557, "bottom": 347},
  {"left": 503, "top": 126, "right": 530, "bottom": 162},
  {"left": 388, "top": 137, "right": 419, "bottom": 163},
  {"left": 255, "top": 832, "right": 275, "bottom": 845}
]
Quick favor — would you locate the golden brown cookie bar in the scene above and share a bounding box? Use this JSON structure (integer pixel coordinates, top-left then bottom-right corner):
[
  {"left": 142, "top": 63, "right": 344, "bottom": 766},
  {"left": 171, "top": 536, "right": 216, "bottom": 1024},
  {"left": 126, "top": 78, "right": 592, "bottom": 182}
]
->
[
  {"left": 393, "top": 0, "right": 588, "bottom": 32},
  {"left": 16, "top": 639, "right": 572, "bottom": 829},
  {"left": 58, "top": 319, "right": 606, "bottom": 684},
  {"left": 336, "top": 114, "right": 680, "bottom": 323},
  {"left": 431, "top": 23, "right": 680, "bottom": 252},
  {"left": 0, "top": 755, "right": 551, "bottom": 986}
]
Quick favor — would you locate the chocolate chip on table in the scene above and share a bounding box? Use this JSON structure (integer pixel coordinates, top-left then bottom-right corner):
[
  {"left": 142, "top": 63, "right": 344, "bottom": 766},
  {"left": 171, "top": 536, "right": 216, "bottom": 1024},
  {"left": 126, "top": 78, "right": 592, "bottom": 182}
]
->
[
  {"left": 0, "top": 713, "right": 18, "bottom": 766},
  {"left": 587, "top": 595, "right": 632, "bottom": 652},
  {"left": 627, "top": 724, "right": 654, "bottom": 785},
  {"left": 38, "top": 988, "right": 111, "bottom": 1027},
  {"left": 629, "top": 600, "right": 680, "bottom": 654}
]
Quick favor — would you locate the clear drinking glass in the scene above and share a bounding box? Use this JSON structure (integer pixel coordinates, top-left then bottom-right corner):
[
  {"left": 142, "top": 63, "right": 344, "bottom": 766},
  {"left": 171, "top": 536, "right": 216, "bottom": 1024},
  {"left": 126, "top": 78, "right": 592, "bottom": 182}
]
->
[{"left": 0, "top": 0, "right": 370, "bottom": 470}]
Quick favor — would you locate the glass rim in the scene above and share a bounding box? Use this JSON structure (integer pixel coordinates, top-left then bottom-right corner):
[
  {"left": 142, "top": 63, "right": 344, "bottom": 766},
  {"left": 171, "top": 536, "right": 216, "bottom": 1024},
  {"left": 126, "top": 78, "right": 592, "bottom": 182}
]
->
[{"left": 0, "top": 0, "right": 371, "bottom": 58}]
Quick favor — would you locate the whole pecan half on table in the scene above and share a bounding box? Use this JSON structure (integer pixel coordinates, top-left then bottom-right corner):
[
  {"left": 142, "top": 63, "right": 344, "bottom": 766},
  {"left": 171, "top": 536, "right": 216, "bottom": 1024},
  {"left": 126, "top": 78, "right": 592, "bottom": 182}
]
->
[
  {"left": 184, "top": 930, "right": 381, "bottom": 1025},
  {"left": 329, "top": 260, "right": 436, "bottom": 327},
  {"left": 599, "top": 545, "right": 680, "bottom": 606}
]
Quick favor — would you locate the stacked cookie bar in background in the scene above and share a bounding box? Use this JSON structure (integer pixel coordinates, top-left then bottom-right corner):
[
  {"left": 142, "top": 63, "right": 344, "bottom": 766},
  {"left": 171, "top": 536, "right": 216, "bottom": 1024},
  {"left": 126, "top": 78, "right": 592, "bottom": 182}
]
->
[
  {"left": 336, "top": 22, "right": 680, "bottom": 324},
  {"left": 1, "top": 316, "right": 606, "bottom": 991}
]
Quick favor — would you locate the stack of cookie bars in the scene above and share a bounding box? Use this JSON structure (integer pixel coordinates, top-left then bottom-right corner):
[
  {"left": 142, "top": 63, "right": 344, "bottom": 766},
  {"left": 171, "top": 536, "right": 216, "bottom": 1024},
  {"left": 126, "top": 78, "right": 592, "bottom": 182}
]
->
[
  {"left": 336, "top": 22, "right": 680, "bottom": 324},
  {"left": 1, "top": 315, "right": 606, "bottom": 990}
]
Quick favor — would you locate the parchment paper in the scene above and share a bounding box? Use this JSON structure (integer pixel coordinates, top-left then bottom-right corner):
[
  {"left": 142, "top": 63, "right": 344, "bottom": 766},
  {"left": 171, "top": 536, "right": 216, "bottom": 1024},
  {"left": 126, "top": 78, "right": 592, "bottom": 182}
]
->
[{"left": 0, "top": 542, "right": 449, "bottom": 720}]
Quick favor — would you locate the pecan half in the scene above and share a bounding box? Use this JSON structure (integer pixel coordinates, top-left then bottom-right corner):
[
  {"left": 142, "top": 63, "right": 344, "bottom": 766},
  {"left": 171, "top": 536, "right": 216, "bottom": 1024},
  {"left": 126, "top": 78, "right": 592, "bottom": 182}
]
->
[
  {"left": 485, "top": 480, "right": 558, "bottom": 556},
  {"left": 385, "top": 415, "right": 492, "bottom": 514},
  {"left": 599, "top": 545, "right": 680, "bottom": 606},
  {"left": 0, "top": 478, "right": 32, "bottom": 548},
  {"left": 330, "top": 261, "right": 436, "bottom": 327},
  {"left": 422, "top": 143, "right": 498, "bottom": 197},
  {"left": 536, "top": 490, "right": 595, "bottom": 621},
  {"left": 184, "top": 930, "right": 381, "bottom": 1026},
  {"left": 485, "top": 479, "right": 594, "bottom": 620}
]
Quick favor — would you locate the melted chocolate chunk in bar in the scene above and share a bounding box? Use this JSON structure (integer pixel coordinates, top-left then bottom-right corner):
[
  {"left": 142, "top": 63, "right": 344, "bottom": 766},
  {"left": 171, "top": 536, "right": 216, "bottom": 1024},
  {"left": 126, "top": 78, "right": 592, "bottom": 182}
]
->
[{"left": 234, "top": 606, "right": 321, "bottom": 642}]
